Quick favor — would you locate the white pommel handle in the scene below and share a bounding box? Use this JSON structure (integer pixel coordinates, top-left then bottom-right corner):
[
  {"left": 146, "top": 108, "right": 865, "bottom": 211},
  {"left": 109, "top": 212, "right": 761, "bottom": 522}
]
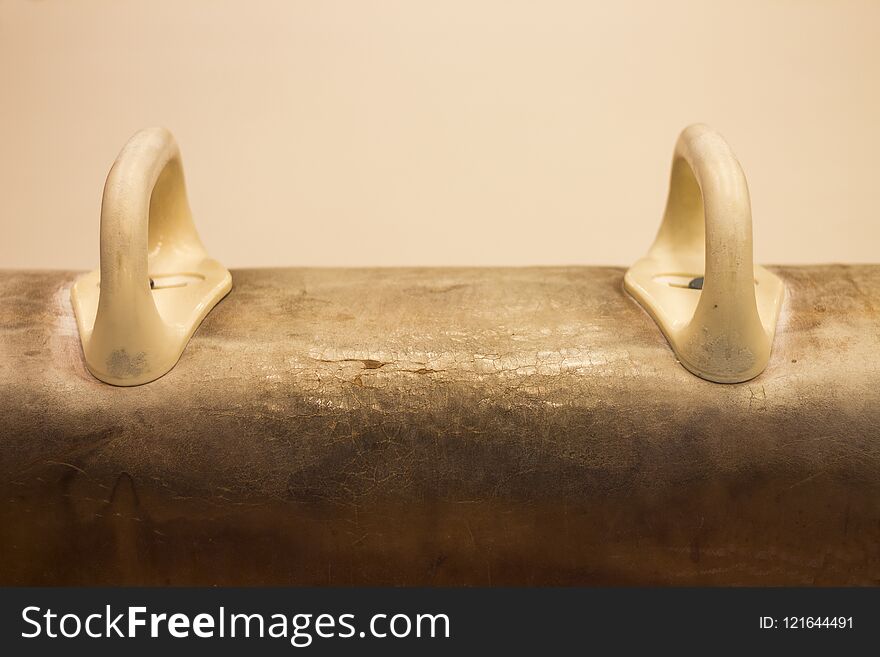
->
[
  {"left": 624, "top": 124, "right": 784, "bottom": 383},
  {"left": 72, "top": 128, "right": 231, "bottom": 386}
]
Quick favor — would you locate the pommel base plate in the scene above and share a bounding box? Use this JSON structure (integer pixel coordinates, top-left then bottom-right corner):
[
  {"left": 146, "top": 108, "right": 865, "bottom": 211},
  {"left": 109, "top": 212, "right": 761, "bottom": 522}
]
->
[{"left": 624, "top": 255, "right": 784, "bottom": 383}]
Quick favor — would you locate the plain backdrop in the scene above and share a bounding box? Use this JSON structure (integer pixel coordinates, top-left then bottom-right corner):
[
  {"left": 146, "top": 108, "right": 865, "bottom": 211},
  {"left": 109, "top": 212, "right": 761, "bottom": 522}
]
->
[{"left": 1, "top": 0, "right": 878, "bottom": 270}]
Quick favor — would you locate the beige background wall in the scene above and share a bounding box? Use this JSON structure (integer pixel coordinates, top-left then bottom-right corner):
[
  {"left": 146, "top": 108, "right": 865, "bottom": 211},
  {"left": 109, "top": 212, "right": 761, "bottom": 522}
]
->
[{"left": 1, "top": 0, "right": 878, "bottom": 270}]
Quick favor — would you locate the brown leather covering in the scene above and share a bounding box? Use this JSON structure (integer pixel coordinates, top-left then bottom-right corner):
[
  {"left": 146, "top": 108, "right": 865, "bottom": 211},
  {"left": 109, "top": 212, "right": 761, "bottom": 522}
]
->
[{"left": 1, "top": 266, "right": 878, "bottom": 585}]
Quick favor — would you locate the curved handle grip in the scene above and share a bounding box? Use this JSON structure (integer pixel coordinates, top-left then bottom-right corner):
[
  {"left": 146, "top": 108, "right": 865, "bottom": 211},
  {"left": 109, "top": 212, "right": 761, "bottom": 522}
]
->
[
  {"left": 71, "top": 128, "right": 231, "bottom": 386},
  {"left": 97, "top": 128, "right": 205, "bottom": 324},
  {"left": 624, "top": 124, "right": 783, "bottom": 383}
]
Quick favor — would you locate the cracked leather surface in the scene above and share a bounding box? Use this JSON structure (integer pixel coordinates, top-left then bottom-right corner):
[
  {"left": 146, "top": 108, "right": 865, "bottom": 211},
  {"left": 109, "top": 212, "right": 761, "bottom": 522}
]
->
[{"left": 0, "top": 266, "right": 879, "bottom": 584}]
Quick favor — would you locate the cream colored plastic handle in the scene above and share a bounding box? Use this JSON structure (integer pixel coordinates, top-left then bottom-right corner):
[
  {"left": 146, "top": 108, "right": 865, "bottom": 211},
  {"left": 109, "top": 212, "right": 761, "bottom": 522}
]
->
[
  {"left": 71, "top": 128, "right": 231, "bottom": 386},
  {"left": 624, "top": 124, "right": 784, "bottom": 383}
]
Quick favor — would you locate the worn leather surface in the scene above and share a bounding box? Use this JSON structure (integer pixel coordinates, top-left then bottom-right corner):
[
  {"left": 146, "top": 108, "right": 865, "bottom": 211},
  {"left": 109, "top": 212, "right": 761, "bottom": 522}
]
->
[{"left": 1, "top": 266, "right": 879, "bottom": 585}]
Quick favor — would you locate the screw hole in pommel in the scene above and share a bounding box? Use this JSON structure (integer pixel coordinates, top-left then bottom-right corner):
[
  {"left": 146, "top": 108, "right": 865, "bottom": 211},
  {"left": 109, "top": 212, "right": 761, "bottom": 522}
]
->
[{"left": 148, "top": 273, "right": 206, "bottom": 290}]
